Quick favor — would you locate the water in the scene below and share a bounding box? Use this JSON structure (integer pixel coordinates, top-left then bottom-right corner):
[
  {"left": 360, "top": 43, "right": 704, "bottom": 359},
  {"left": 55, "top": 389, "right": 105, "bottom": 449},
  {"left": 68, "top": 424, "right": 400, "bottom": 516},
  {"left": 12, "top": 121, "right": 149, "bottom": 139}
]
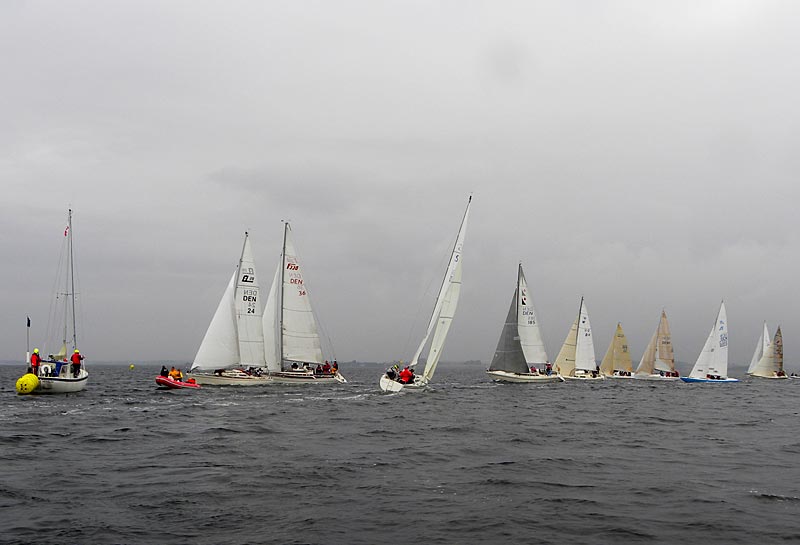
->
[{"left": 2, "top": 362, "right": 799, "bottom": 544}]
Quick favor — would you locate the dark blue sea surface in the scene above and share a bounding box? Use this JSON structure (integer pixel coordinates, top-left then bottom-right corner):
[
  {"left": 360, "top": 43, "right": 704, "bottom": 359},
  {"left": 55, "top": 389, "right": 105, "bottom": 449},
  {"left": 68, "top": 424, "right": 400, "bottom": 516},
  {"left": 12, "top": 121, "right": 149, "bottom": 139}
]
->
[{"left": 2, "top": 362, "right": 800, "bottom": 544}]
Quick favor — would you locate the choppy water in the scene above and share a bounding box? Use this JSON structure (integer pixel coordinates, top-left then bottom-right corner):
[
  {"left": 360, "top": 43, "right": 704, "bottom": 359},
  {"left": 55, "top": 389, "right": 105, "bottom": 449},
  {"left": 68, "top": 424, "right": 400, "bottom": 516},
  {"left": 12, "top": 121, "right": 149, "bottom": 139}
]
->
[{"left": 1, "top": 362, "right": 800, "bottom": 544}]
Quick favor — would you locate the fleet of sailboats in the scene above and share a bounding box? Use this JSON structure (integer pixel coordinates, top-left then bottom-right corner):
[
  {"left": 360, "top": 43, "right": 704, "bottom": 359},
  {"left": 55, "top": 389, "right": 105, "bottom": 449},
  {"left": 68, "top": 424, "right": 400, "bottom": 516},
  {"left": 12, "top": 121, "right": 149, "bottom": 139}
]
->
[
  {"left": 486, "top": 263, "right": 563, "bottom": 383},
  {"left": 14, "top": 205, "right": 795, "bottom": 394},
  {"left": 379, "top": 196, "right": 471, "bottom": 392}
]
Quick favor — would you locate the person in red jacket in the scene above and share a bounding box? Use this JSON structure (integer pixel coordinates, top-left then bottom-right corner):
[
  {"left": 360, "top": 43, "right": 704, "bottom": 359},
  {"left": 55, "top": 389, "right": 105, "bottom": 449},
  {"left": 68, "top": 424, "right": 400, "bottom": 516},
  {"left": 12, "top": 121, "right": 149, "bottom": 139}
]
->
[
  {"left": 30, "top": 348, "right": 42, "bottom": 376},
  {"left": 398, "top": 366, "right": 414, "bottom": 384},
  {"left": 71, "top": 349, "right": 84, "bottom": 377}
]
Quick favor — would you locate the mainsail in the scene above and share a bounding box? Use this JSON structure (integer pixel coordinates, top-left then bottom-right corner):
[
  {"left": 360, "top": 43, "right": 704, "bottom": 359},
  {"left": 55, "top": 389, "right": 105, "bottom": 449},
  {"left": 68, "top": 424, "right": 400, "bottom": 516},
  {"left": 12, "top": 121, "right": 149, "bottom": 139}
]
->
[
  {"left": 575, "top": 299, "right": 596, "bottom": 373},
  {"left": 409, "top": 196, "right": 471, "bottom": 381},
  {"left": 688, "top": 301, "right": 729, "bottom": 379},
  {"left": 600, "top": 323, "right": 632, "bottom": 375}
]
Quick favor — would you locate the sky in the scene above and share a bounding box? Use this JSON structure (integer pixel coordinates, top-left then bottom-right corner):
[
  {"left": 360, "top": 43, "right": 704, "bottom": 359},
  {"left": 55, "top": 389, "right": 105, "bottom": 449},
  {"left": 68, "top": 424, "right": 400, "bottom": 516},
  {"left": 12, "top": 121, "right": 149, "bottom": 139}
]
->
[{"left": 2, "top": 1, "right": 798, "bottom": 368}]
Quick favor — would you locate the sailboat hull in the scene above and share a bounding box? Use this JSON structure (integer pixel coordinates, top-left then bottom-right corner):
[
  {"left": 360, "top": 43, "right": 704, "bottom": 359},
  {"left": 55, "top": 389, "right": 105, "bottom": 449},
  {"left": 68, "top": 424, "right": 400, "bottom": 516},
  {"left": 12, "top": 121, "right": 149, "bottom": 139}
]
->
[
  {"left": 34, "top": 374, "right": 89, "bottom": 394},
  {"left": 270, "top": 371, "right": 346, "bottom": 384},
  {"left": 564, "top": 371, "right": 605, "bottom": 381},
  {"left": 633, "top": 374, "right": 680, "bottom": 381},
  {"left": 680, "top": 377, "right": 739, "bottom": 383},
  {"left": 486, "top": 370, "right": 564, "bottom": 383},
  {"left": 604, "top": 373, "right": 634, "bottom": 380},
  {"left": 379, "top": 374, "right": 427, "bottom": 392},
  {"left": 186, "top": 371, "right": 273, "bottom": 386},
  {"left": 747, "top": 373, "right": 790, "bottom": 380}
]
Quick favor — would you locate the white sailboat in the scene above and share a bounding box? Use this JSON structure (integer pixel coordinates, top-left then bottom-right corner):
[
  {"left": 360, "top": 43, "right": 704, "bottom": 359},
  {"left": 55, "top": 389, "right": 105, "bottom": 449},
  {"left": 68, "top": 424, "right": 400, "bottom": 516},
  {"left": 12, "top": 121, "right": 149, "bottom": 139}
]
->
[
  {"left": 188, "top": 232, "right": 273, "bottom": 385},
  {"left": 747, "top": 324, "right": 788, "bottom": 379},
  {"left": 486, "top": 263, "right": 563, "bottom": 383},
  {"left": 17, "top": 209, "right": 89, "bottom": 394},
  {"left": 634, "top": 310, "right": 680, "bottom": 381},
  {"left": 554, "top": 297, "right": 603, "bottom": 380},
  {"left": 599, "top": 323, "right": 633, "bottom": 378},
  {"left": 379, "top": 196, "right": 471, "bottom": 392},
  {"left": 261, "top": 222, "right": 345, "bottom": 384},
  {"left": 681, "top": 301, "right": 739, "bottom": 383}
]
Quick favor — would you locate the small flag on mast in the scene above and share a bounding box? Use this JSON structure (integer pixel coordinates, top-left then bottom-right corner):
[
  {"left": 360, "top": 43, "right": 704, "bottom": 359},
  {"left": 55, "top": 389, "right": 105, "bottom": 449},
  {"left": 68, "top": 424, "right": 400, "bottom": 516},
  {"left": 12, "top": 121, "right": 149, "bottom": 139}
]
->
[
  {"left": 27, "top": 316, "right": 30, "bottom": 328},
  {"left": 64, "top": 226, "right": 69, "bottom": 237}
]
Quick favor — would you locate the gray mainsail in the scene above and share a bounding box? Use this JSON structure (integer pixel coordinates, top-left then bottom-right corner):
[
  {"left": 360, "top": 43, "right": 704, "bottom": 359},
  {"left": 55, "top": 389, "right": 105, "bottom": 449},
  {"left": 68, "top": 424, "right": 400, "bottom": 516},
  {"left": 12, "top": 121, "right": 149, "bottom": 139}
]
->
[{"left": 488, "top": 288, "right": 529, "bottom": 374}]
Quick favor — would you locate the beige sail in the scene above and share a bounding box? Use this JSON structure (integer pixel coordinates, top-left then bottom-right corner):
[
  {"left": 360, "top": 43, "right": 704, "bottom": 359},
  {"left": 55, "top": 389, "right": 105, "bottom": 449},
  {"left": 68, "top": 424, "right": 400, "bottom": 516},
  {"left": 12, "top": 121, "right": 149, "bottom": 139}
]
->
[
  {"left": 600, "top": 323, "right": 632, "bottom": 376},
  {"left": 554, "top": 316, "right": 579, "bottom": 377},
  {"left": 750, "top": 327, "right": 785, "bottom": 378},
  {"left": 635, "top": 330, "right": 658, "bottom": 375},
  {"left": 655, "top": 310, "right": 675, "bottom": 372}
]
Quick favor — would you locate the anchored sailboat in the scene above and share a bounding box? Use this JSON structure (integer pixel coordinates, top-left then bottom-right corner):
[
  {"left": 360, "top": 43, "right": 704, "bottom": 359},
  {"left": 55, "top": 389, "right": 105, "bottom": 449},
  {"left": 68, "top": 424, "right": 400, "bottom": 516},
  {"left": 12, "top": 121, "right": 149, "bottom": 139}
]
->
[
  {"left": 486, "top": 263, "right": 562, "bottom": 383},
  {"left": 599, "top": 323, "right": 633, "bottom": 378},
  {"left": 16, "top": 209, "right": 89, "bottom": 395},
  {"left": 634, "top": 310, "right": 680, "bottom": 380},
  {"left": 380, "top": 196, "right": 471, "bottom": 392},
  {"left": 681, "top": 301, "right": 739, "bottom": 383},
  {"left": 747, "top": 324, "right": 787, "bottom": 379},
  {"left": 554, "top": 297, "right": 603, "bottom": 380}
]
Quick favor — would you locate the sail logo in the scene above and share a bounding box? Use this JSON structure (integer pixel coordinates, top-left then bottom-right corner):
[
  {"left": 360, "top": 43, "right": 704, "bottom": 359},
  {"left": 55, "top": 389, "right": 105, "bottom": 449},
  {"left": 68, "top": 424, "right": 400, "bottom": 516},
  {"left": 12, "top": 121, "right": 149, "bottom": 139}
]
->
[
  {"left": 719, "top": 333, "right": 728, "bottom": 347},
  {"left": 286, "top": 263, "right": 299, "bottom": 271}
]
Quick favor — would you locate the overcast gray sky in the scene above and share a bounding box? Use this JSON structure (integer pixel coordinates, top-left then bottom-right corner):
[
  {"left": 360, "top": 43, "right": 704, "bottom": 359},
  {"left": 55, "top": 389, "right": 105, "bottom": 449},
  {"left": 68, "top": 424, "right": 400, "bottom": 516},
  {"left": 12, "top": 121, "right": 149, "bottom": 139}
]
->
[{"left": 2, "top": 1, "right": 798, "bottom": 368}]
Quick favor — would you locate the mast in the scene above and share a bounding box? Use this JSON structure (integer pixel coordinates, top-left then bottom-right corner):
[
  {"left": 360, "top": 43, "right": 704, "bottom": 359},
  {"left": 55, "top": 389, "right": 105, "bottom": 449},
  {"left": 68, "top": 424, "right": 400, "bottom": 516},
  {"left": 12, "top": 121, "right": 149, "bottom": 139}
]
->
[
  {"left": 516, "top": 262, "right": 521, "bottom": 346},
  {"left": 68, "top": 209, "right": 77, "bottom": 350},
  {"left": 279, "top": 222, "right": 288, "bottom": 369},
  {"left": 236, "top": 231, "right": 249, "bottom": 351}
]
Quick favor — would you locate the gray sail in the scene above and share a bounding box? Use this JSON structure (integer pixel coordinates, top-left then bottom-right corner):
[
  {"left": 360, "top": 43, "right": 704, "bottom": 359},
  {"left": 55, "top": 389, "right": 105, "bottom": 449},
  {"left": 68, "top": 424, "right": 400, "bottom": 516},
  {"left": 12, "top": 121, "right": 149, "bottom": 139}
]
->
[{"left": 488, "top": 289, "right": 529, "bottom": 374}]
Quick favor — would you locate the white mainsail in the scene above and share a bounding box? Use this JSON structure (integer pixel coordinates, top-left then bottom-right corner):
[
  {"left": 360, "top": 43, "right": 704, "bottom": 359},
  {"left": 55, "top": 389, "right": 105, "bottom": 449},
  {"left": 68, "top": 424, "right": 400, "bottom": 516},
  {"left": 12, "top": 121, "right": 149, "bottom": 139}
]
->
[
  {"left": 409, "top": 196, "right": 471, "bottom": 374},
  {"left": 236, "top": 234, "right": 266, "bottom": 366},
  {"left": 575, "top": 299, "right": 596, "bottom": 372},
  {"left": 746, "top": 322, "right": 771, "bottom": 375},
  {"left": 600, "top": 323, "right": 632, "bottom": 375},
  {"left": 192, "top": 232, "right": 266, "bottom": 371},
  {"left": 517, "top": 265, "right": 548, "bottom": 365},
  {"left": 688, "top": 301, "right": 729, "bottom": 379},
  {"left": 279, "top": 223, "right": 324, "bottom": 367}
]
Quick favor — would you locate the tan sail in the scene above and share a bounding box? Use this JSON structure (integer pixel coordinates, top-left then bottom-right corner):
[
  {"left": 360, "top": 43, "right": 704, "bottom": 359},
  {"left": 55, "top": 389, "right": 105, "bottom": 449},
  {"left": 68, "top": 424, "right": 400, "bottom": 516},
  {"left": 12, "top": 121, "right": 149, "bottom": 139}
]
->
[
  {"left": 635, "top": 330, "right": 658, "bottom": 375},
  {"left": 750, "top": 326, "right": 786, "bottom": 378},
  {"left": 655, "top": 310, "right": 675, "bottom": 372},
  {"left": 554, "top": 316, "right": 578, "bottom": 377},
  {"left": 600, "top": 323, "right": 632, "bottom": 376}
]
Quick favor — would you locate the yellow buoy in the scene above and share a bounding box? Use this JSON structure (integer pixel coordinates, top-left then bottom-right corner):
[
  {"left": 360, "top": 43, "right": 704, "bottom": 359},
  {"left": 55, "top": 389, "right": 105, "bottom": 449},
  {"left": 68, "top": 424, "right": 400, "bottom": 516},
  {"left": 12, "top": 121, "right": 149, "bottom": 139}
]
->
[
  {"left": 16, "top": 373, "right": 40, "bottom": 395},
  {"left": 129, "top": 364, "right": 135, "bottom": 370}
]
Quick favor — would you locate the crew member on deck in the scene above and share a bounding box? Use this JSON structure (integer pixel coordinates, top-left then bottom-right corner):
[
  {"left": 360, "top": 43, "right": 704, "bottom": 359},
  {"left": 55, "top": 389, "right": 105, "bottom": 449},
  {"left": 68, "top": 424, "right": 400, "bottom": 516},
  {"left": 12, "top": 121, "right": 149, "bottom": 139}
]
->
[
  {"left": 399, "top": 366, "right": 413, "bottom": 384},
  {"left": 30, "top": 348, "right": 41, "bottom": 376},
  {"left": 70, "top": 349, "right": 84, "bottom": 377},
  {"left": 322, "top": 361, "right": 331, "bottom": 374}
]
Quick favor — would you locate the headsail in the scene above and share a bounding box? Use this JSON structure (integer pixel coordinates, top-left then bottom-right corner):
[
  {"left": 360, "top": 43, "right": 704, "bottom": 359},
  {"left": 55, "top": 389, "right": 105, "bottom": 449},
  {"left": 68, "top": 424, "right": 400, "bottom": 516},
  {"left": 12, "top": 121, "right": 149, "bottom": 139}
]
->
[
  {"left": 688, "top": 301, "right": 729, "bottom": 379},
  {"left": 554, "top": 316, "right": 579, "bottom": 376},
  {"left": 192, "top": 271, "right": 239, "bottom": 371},
  {"left": 410, "top": 196, "right": 471, "bottom": 370},
  {"left": 746, "top": 322, "right": 770, "bottom": 375},
  {"left": 488, "top": 272, "right": 529, "bottom": 374},
  {"left": 262, "top": 264, "right": 281, "bottom": 372}
]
